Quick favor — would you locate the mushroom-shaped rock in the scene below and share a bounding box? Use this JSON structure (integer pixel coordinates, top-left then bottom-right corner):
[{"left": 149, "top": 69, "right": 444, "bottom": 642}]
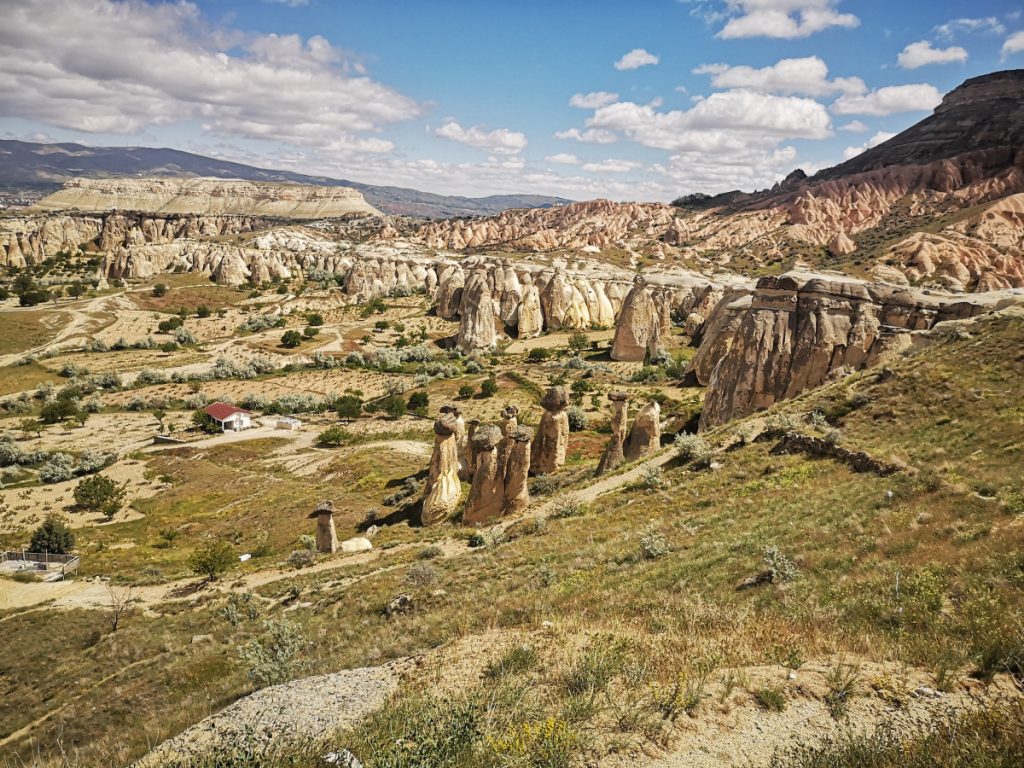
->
[
  {"left": 530, "top": 386, "right": 570, "bottom": 475},
  {"left": 464, "top": 425, "right": 505, "bottom": 525},
  {"left": 309, "top": 500, "right": 338, "bottom": 554},
  {"left": 502, "top": 426, "right": 532, "bottom": 515},
  {"left": 500, "top": 405, "right": 519, "bottom": 437},
  {"left": 421, "top": 412, "right": 464, "bottom": 527},
  {"left": 596, "top": 391, "right": 629, "bottom": 475},
  {"left": 624, "top": 401, "right": 661, "bottom": 461}
]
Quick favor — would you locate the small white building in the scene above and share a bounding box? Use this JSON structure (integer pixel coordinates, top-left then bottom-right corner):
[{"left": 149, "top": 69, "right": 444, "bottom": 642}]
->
[
  {"left": 276, "top": 416, "right": 302, "bottom": 431},
  {"left": 203, "top": 402, "right": 253, "bottom": 432}
]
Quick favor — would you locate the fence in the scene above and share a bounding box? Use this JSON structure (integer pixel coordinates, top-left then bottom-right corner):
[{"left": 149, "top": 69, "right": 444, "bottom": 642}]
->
[{"left": 1, "top": 551, "right": 80, "bottom": 580}]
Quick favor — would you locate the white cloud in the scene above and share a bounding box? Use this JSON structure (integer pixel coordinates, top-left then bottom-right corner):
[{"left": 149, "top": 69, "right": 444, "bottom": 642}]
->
[
  {"left": 569, "top": 91, "right": 619, "bottom": 109},
  {"left": 587, "top": 90, "right": 832, "bottom": 152},
  {"left": 897, "top": 41, "right": 968, "bottom": 69},
  {"left": 831, "top": 84, "right": 942, "bottom": 116},
  {"left": 545, "top": 153, "right": 580, "bottom": 165},
  {"left": 1003, "top": 31, "right": 1024, "bottom": 56},
  {"left": 435, "top": 121, "right": 527, "bottom": 154},
  {"left": 842, "top": 130, "right": 897, "bottom": 160},
  {"left": 581, "top": 159, "right": 640, "bottom": 173},
  {"left": 614, "top": 48, "right": 659, "bottom": 70},
  {"left": 554, "top": 127, "right": 618, "bottom": 144},
  {"left": 839, "top": 120, "right": 869, "bottom": 132},
  {"left": 935, "top": 17, "right": 1005, "bottom": 40},
  {"left": 0, "top": 0, "right": 418, "bottom": 155},
  {"left": 693, "top": 56, "right": 865, "bottom": 96},
  {"left": 717, "top": 0, "right": 859, "bottom": 39}
]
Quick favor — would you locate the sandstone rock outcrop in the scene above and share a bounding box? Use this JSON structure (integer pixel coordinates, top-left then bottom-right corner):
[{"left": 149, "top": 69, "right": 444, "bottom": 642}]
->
[
  {"left": 530, "top": 387, "right": 570, "bottom": 475},
  {"left": 457, "top": 270, "right": 499, "bottom": 353},
  {"left": 698, "top": 270, "right": 1024, "bottom": 429},
  {"left": 421, "top": 411, "right": 464, "bottom": 526},
  {"left": 32, "top": 177, "right": 380, "bottom": 218},
  {"left": 596, "top": 391, "right": 628, "bottom": 475},
  {"left": 500, "top": 405, "right": 519, "bottom": 437},
  {"left": 501, "top": 426, "right": 532, "bottom": 516},
  {"left": 610, "top": 276, "right": 671, "bottom": 362},
  {"left": 624, "top": 401, "right": 661, "bottom": 461},
  {"left": 463, "top": 425, "right": 504, "bottom": 525}
]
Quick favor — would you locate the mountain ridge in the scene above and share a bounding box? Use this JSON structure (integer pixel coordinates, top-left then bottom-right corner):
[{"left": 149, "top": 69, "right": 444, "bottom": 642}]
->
[{"left": 0, "top": 139, "right": 571, "bottom": 218}]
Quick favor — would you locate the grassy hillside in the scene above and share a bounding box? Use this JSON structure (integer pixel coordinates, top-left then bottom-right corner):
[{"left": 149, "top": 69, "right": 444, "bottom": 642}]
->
[{"left": 2, "top": 313, "right": 1022, "bottom": 767}]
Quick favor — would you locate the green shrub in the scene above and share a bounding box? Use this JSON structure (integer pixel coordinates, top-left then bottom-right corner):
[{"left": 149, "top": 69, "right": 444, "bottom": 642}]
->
[
  {"left": 484, "top": 644, "right": 538, "bottom": 680},
  {"left": 754, "top": 685, "right": 787, "bottom": 712},
  {"left": 189, "top": 541, "right": 236, "bottom": 581},
  {"left": 280, "top": 329, "right": 302, "bottom": 348},
  {"left": 73, "top": 474, "right": 127, "bottom": 520},
  {"left": 237, "top": 619, "right": 306, "bottom": 689},
  {"left": 29, "top": 513, "right": 74, "bottom": 554},
  {"left": 527, "top": 347, "right": 551, "bottom": 362},
  {"left": 318, "top": 426, "right": 351, "bottom": 446},
  {"left": 674, "top": 433, "right": 711, "bottom": 463}
]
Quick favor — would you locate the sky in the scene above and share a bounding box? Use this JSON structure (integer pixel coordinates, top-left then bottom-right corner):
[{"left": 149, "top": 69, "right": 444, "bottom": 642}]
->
[{"left": 1, "top": 0, "right": 1023, "bottom": 201}]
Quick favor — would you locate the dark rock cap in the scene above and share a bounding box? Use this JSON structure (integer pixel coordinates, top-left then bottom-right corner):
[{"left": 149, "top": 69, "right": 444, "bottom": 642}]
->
[
  {"left": 471, "top": 424, "right": 503, "bottom": 450},
  {"left": 540, "top": 386, "right": 570, "bottom": 411}
]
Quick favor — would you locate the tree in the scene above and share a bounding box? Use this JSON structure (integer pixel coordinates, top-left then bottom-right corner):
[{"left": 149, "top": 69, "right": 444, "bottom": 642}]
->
[
  {"left": 306, "top": 312, "right": 324, "bottom": 327},
  {"left": 106, "top": 585, "right": 136, "bottom": 632},
  {"left": 527, "top": 347, "right": 551, "bottom": 363},
  {"left": 280, "top": 329, "right": 302, "bottom": 348},
  {"left": 568, "top": 332, "right": 590, "bottom": 354},
  {"left": 407, "top": 391, "right": 429, "bottom": 413},
  {"left": 335, "top": 394, "right": 363, "bottom": 421},
  {"left": 73, "top": 410, "right": 89, "bottom": 428},
  {"left": 74, "top": 474, "right": 128, "bottom": 520},
  {"left": 153, "top": 409, "right": 166, "bottom": 431},
  {"left": 30, "top": 514, "right": 75, "bottom": 554},
  {"left": 189, "top": 540, "right": 236, "bottom": 581},
  {"left": 40, "top": 398, "right": 78, "bottom": 424},
  {"left": 379, "top": 394, "right": 407, "bottom": 419},
  {"left": 18, "top": 417, "right": 42, "bottom": 439},
  {"left": 191, "top": 410, "right": 221, "bottom": 434},
  {"left": 480, "top": 377, "right": 498, "bottom": 398},
  {"left": 196, "top": 305, "right": 212, "bottom": 318},
  {"left": 458, "top": 384, "right": 475, "bottom": 399},
  {"left": 152, "top": 283, "right": 168, "bottom": 298},
  {"left": 303, "top": 326, "right": 319, "bottom": 338},
  {"left": 68, "top": 281, "right": 86, "bottom": 299}
]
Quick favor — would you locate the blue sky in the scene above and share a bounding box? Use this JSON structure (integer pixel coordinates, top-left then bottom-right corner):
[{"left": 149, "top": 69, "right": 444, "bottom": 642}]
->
[{"left": 1, "top": 0, "right": 1022, "bottom": 200}]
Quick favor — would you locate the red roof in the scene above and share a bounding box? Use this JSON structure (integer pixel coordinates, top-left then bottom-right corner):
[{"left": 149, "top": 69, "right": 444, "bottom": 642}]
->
[{"left": 204, "top": 402, "right": 250, "bottom": 421}]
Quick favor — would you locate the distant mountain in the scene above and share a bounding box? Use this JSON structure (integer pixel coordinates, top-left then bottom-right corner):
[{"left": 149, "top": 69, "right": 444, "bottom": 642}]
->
[{"left": 0, "top": 140, "right": 571, "bottom": 218}]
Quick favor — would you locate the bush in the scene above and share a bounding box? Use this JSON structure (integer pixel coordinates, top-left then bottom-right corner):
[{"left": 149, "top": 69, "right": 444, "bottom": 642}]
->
[
  {"left": 480, "top": 377, "right": 498, "bottom": 398},
  {"left": 172, "top": 326, "right": 196, "bottom": 345},
  {"left": 74, "top": 474, "right": 127, "bottom": 520},
  {"left": 191, "top": 410, "right": 221, "bottom": 434},
  {"left": 407, "top": 390, "right": 429, "bottom": 413},
  {"left": 280, "top": 329, "right": 302, "bottom": 348},
  {"left": 39, "top": 398, "right": 79, "bottom": 424},
  {"left": 639, "top": 526, "right": 669, "bottom": 560},
  {"left": 763, "top": 545, "right": 798, "bottom": 583},
  {"left": 567, "top": 405, "right": 587, "bottom": 432},
  {"left": 458, "top": 384, "right": 475, "bottom": 399},
  {"left": 196, "top": 305, "right": 211, "bottom": 318},
  {"left": 527, "top": 347, "right": 551, "bottom": 363},
  {"left": 674, "top": 433, "right": 711, "bottom": 463},
  {"left": 29, "top": 513, "right": 75, "bottom": 554},
  {"left": 237, "top": 619, "right": 305, "bottom": 689},
  {"left": 378, "top": 394, "right": 407, "bottom": 419},
  {"left": 567, "top": 331, "right": 590, "bottom": 354},
  {"left": 306, "top": 312, "right": 324, "bottom": 327},
  {"left": 490, "top": 718, "right": 578, "bottom": 768},
  {"left": 189, "top": 541, "right": 236, "bottom": 580},
  {"left": 135, "top": 368, "right": 168, "bottom": 386},
  {"left": 405, "top": 562, "right": 439, "bottom": 585},
  {"left": 38, "top": 453, "right": 75, "bottom": 483},
  {"left": 152, "top": 283, "right": 167, "bottom": 298},
  {"left": 318, "top": 426, "right": 351, "bottom": 446},
  {"left": 550, "top": 493, "right": 588, "bottom": 519},
  {"left": 468, "top": 532, "right": 486, "bottom": 548}
]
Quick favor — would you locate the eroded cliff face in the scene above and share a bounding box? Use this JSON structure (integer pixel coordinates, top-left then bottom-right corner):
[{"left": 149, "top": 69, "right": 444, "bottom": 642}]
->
[
  {"left": 32, "top": 177, "right": 381, "bottom": 218},
  {"left": 697, "top": 271, "right": 1024, "bottom": 429}
]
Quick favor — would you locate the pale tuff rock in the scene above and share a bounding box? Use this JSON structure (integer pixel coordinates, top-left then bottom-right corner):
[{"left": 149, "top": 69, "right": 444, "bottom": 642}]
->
[
  {"left": 500, "top": 405, "right": 519, "bottom": 437},
  {"left": 530, "top": 387, "right": 570, "bottom": 475},
  {"left": 540, "top": 269, "right": 592, "bottom": 330},
  {"left": 698, "top": 271, "right": 1024, "bottom": 429},
  {"left": 421, "top": 411, "right": 464, "bottom": 527},
  {"left": 32, "top": 176, "right": 380, "bottom": 218},
  {"left": 434, "top": 264, "right": 465, "bottom": 320},
  {"left": 684, "top": 312, "right": 705, "bottom": 337},
  {"left": 687, "top": 290, "right": 754, "bottom": 385},
  {"left": 517, "top": 283, "right": 544, "bottom": 338},
  {"left": 501, "top": 426, "right": 532, "bottom": 516},
  {"left": 610, "top": 276, "right": 671, "bottom": 362},
  {"left": 463, "top": 424, "right": 504, "bottom": 525},
  {"left": 888, "top": 231, "right": 1024, "bottom": 291},
  {"left": 596, "top": 391, "right": 629, "bottom": 475},
  {"left": 462, "top": 419, "right": 480, "bottom": 482},
  {"left": 309, "top": 500, "right": 338, "bottom": 554},
  {"left": 441, "top": 405, "right": 469, "bottom": 483},
  {"left": 0, "top": 214, "right": 102, "bottom": 267},
  {"left": 340, "top": 537, "right": 373, "bottom": 554},
  {"left": 828, "top": 232, "right": 857, "bottom": 257},
  {"left": 624, "top": 400, "right": 661, "bottom": 461},
  {"left": 457, "top": 270, "right": 499, "bottom": 353}
]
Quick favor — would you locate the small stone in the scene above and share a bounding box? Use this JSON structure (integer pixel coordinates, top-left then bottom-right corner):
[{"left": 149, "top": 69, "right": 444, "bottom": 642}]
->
[{"left": 385, "top": 593, "right": 413, "bottom": 616}]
